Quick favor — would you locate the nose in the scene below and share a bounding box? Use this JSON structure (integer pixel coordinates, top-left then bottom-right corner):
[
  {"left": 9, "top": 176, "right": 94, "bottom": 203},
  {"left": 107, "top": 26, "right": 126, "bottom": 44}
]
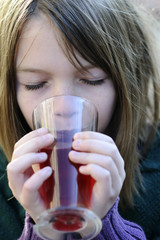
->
[
  {"left": 52, "top": 79, "right": 75, "bottom": 97},
  {"left": 47, "top": 80, "right": 77, "bottom": 113},
  {"left": 46, "top": 95, "right": 83, "bottom": 131},
  {"left": 53, "top": 95, "right": 82, "bottom": 117}
]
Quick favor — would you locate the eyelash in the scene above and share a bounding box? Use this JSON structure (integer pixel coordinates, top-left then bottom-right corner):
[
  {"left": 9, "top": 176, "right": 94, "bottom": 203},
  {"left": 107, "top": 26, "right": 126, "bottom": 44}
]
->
[
  {"left": 80, "top": 79, "right": 105, "bottom": 86},
  {"left": 25, "top": 82, "right": 46, "bottom": 91},
  {"left": 25, "top": 79, "right": 105, "bottom": 91}
]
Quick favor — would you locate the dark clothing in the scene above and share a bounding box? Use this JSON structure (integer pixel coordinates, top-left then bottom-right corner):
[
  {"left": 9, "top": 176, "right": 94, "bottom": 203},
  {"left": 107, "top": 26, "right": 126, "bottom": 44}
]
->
[
  {"left": 119, "top": 128, "right": 160, "bottom": 240},
  {"left": 0, "top": 149, "right": 25, "bottom": 240}
]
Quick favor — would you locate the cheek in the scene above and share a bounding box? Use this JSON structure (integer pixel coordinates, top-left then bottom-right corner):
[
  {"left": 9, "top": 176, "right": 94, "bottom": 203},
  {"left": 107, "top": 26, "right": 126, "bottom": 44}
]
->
[
  {"left": 16, "top": 85, "right": 34, "bottom": 129},
  {"left": 20, "top": 103, "right": 34, "bottom": 129},
  {"left": 16, "top": 85, "right": 42, "bottom": 129},
  {"left": 17, "top": 96, "right": 35, "bottom": 129}
]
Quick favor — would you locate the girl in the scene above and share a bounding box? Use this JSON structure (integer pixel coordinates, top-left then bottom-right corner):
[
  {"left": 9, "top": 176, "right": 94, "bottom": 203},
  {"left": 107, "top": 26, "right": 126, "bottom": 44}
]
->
[{"left": 0, "top": 0, "right": 160, "bottom": 239}]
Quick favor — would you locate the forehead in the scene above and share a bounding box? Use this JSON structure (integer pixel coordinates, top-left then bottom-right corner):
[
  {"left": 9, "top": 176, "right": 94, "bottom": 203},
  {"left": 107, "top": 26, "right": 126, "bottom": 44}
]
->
[
  {"left": 16, "top": 12, "right": 93, "bottom": 72},
  {"left": 16, "top": 13, "right": 61, "bottom": 67}
]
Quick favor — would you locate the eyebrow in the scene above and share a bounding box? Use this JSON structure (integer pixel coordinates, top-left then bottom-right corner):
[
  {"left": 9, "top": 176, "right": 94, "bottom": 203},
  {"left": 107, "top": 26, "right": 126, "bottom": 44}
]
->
[
  {"left": 17, "top": 65, "right": 98, "bottom": 74},
  {"left": 16, "top": 68, "right": 50, "bottom": 74}
]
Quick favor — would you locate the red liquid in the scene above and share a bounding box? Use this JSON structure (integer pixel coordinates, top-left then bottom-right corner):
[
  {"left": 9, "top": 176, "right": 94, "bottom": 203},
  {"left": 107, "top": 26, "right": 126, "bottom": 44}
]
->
[
  {"left": 39, "top": 148, "right": 55, "bottom": 208},
  {"left": 53, "top": 148, "right": 95, "bottom": 231},
  {"left": 52, "top": 213, "right": 84, "bottom": 231},
  {"left": 39, "top": 130, "right": 96, "bottom": 231},
  {"left": 74, "top": 162, "right": 96, "bottom": 209},
  {"left": 56, "top": 147, "right": 95, "bottom": 208}
]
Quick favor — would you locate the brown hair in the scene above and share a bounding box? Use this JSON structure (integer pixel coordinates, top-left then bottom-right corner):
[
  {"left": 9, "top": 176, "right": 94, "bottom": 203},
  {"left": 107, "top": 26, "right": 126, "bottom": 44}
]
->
[{"left": 0, "top": 0, "right": 159, "bottom": 207}]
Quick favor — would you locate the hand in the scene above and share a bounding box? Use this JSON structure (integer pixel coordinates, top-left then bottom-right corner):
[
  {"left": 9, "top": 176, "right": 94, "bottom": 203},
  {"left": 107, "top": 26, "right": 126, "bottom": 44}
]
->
[
  {"left": 69, "top": 131, "right": 126, "bottom": 219},
  {"left": 7, "top": 128, "right": 54, "bottom": 222}
]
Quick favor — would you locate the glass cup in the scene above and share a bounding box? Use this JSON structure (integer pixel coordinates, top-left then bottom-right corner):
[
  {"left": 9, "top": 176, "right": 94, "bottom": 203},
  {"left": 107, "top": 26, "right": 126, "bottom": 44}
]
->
[{"left": 33, "top": 95, "right": 102, "bottom": 240}]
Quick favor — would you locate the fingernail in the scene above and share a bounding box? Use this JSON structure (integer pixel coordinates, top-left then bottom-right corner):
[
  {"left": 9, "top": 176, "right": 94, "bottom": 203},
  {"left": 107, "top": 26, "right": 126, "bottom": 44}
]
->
[
  {"left": 74, "top": 132, "right": 82, "bottom": 139},
  {"left": 73, "top": 139, "right": 81, "bottom": 149},
  {"left": 70, "top": 150, "right": 79, "bottom": 158},
  {"left": 44, "top": 133, "right": 54, "bottom": 141},
  {"left": 41, "top": 166, "right": 52, "bottom": 176},
  {"left": 37, "top": 128, "right": 48, "bottom": 134},
  {"left": 79, "top": 166, "right": 86, "bottom": 173},
  {"left": 39, "top": 152, "right": 47, "bottom": 160}
]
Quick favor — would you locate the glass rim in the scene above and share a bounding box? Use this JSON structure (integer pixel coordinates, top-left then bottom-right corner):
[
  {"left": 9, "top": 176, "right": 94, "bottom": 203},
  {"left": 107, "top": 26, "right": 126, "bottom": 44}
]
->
[{"left": 33, "top": 95, "right": 98, "bottom": 113}]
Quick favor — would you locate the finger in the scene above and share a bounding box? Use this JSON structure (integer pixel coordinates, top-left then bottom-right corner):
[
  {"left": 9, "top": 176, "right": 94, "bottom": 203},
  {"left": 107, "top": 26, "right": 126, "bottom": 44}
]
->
[
  {"left": 7, "top": 152, "right": 48, "bottom": 197},
  {"left": 21, "top": 167, "right": 53, "bottom": 221},
  {"left": 74, "top": 131, "right": 113, "bottom": 143},
  {"left": 69, "top": 150, "right": 119, "bottom": 181},
  {"left": 79, "top": 164, "right": 123, "bottom": 198},
  {"left": 80, "top": 161, "right": 123, "bottom": 194},
  {"left": 8, "top": 152, "right": 48, "bottom": 174},
  {"left": 81, "top": 164, "right": 120, "bottom": 218},
  {"left": 13, "top": 133, "right": 54, "bottom": 158},
  {"left": 72, "top": 138, "right": 115, "bottom": 156},
  {"left": 72, "top": 139, "right": 125, "bottom": 176},
  {"left": 14, "top": 128, "right": 49, "bottom": 149},
  {"left": 22, "top": 166, "right": 53, "bottom": 193}
]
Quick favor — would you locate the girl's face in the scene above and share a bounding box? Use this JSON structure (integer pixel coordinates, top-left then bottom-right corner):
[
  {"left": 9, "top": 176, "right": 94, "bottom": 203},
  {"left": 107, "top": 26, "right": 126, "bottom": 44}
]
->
[{"left": 16, "top": 13, "right": 117, "bottom": 133}]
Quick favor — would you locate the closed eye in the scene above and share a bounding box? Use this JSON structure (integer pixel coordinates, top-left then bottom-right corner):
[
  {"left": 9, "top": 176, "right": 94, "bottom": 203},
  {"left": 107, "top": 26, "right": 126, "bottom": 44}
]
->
[
  {"left": 79, "top": 79, "right": 105, "bottom": 86},
  {"left": 25, "top": 81, "right": 46, "bottom": 90}
]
